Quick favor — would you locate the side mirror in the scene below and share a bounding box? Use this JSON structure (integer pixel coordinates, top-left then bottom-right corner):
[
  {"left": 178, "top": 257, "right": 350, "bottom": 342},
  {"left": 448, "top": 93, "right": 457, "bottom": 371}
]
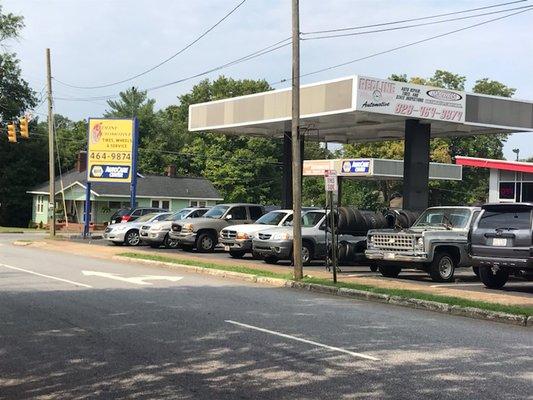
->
[{"left": 225, "top": 214, "right": 233, "bottom": 220}]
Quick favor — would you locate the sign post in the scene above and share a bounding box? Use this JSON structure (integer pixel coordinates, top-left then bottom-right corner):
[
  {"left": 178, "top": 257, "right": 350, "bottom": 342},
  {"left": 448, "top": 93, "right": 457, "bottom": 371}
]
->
[
  {"left": 84, "top": 118, "right": 136, "bottom": 238},
  {"left": 324, "top": 170, "right": 338, "bottom": 283}
]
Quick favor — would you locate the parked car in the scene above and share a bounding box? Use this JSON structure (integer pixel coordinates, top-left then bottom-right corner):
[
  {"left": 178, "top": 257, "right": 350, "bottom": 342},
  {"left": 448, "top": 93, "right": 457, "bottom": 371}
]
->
[
  {"left": 169, "top": 203, "right": 265, "bottom": 252},
  {"left": 365, "top": 206, "right": 481, "bottom": 282},
  {"left": 470, "top": 203, "right": 533, "bottom": 289},
  {"left": 142, "top": 207, "right": 209, "bottom": 249},
  {"left": 219, "top": 209, "right": 294, "bottom": 258},
  {"left": 109, "top": 207, "right": 168, "bottom": 224},
  {"left": 104, "top": 212, "right": 172, "bottom": 246},
  {"left": 252, "top": 210, "right": 366, "bottom": 265}
]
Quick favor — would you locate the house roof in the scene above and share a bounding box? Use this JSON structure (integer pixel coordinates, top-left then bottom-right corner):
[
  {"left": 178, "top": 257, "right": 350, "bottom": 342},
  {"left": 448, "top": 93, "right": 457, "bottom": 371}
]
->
[
  {"left": 455, "top": 156, "right": 533, "bottom": 174},
  {"left": 28, "top": 170, "right": 223, "bottom": 200}
]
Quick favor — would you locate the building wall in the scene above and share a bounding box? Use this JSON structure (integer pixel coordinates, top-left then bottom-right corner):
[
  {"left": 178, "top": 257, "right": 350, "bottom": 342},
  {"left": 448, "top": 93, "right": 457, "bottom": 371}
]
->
[{"left": 489, "top": 169, "right": 533, "bottom": 203}]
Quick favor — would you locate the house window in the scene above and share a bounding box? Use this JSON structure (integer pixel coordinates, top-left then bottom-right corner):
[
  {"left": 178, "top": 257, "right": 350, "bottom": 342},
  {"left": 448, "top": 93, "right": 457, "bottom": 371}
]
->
[
  {"left": 189, "top": 200, "right": 207, "bottom": 207},
  {"left": 36, "top": 195, "right": 45, "bottom": 213},
  {"left": 151, "top": 199, "right": 171, "bottom": 210}
]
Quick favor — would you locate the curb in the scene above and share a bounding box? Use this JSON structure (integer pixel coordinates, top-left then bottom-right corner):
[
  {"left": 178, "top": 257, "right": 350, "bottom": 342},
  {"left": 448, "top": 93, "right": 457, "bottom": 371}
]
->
[{"left": 113, "top": 255, "right": 530, "bottom": 328}]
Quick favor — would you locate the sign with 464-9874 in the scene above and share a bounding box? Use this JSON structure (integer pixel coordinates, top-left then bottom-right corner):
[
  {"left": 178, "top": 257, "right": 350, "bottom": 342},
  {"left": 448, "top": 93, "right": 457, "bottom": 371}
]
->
[{"left": 87, "top": 118, "right": 135, "bottom": 183}]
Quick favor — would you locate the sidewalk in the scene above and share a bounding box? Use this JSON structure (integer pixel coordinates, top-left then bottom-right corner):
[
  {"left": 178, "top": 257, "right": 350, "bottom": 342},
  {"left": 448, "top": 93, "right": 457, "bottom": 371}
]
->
[{"left": 38, "top": 238, "right": 533, "bottom": 307}]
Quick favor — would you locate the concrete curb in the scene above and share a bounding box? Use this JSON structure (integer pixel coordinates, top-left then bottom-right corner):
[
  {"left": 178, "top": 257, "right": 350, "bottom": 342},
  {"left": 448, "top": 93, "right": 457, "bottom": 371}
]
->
[{"left": 114, "top": 255, "right": 530, "bottom": 328}]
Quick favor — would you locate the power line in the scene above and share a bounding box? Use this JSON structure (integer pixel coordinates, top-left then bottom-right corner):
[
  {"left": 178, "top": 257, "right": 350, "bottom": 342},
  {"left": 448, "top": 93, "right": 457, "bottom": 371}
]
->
[
  {"left": 303, "top": 4, "right": 533, "bottom": 41},
  {"left": 302, "top": 0, "right": 527, "bottom": 35},
  {"left": 52, "top": 0, "right": 248, "bottom": 90},
  {"left": 270, "top": 7, "right": 533, "bottom": 86}
]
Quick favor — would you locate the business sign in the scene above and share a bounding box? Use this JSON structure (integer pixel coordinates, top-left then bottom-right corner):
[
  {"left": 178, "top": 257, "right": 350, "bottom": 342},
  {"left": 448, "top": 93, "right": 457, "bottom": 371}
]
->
[
  {"left": 87, "top": 118, "right": 135, "bottom": 183},
  {"left": 341, "top": 159, "right": 370, "bottom": 175},
  {"left": 324, "top": 170, "right": 338, "bottom": 192},
  {"left": 355, "top": 76, "right": 466, "bottom": 123}
]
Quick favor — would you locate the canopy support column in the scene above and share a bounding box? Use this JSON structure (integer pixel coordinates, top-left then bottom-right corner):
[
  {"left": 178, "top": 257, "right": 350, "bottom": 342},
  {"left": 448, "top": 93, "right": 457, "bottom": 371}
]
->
[{"left": 403, "top": 120, "right": 430, "bottom": 211}]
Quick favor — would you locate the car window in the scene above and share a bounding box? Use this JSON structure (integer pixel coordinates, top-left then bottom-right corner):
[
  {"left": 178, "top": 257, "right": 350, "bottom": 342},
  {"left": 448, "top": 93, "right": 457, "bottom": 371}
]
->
[
  {"left": 414, "top": 208, "right": 471, "bottom": 229},
  {"left": 155, "top": 213, "right": 171, "bottom": 221},
  {"left": 255, "top": 211, "right": 288, "bottom": 226},
  {"left": 204, "top": 205, "right": 229, "bottom": 219},
  {"left": 131, "top": 209, "right": 142, "bottom": 217},
  {"left": 136, "top": 213, "right": 158, "bottom": 222},
  {"left": 230, "top": 206, "right": 247, "bottom": 220},
  {"left": 478, "top": 210, "right": 531, "bottom": 230},
  {"left": 197, "top": 209, "right": 208, "bottom": 217},
  {"left": 302, "top": 212, "right": 325, "bottom": 227},
  {"left": 249, "top": 206, "right": 263, "bottom": 221}
]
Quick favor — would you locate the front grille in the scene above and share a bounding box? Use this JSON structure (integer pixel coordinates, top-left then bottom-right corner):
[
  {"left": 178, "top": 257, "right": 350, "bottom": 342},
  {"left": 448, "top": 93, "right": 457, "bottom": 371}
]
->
[
  {"left": 258, "top": 233, "right": 272, "bottom": 240},
  {"left": 141, "top": 225, "right": 150, "bottom": 230},
  {"left": 172, "top": 224, "right": 182, "bottom": 232},
  {"left": 371, "top": 233, "right": 415, "bottom": 252},
  {"left": 105, "top": 227, "right": 111, "bottom": 233},
  {"left": 221, "top": 230, "right": 237, "bottom": 239}
]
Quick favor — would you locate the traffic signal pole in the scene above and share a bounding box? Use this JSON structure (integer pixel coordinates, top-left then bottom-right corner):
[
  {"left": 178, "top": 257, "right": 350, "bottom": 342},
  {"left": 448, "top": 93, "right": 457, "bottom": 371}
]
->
[
  {"left": 291, "top": 0, "right": 303, "bottom": 280},
  {"left": 46, "top": 48, "right": 56, "bottom": 237}
]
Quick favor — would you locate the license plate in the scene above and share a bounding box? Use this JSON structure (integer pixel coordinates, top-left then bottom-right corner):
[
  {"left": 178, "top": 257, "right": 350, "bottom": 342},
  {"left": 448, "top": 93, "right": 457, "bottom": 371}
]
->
[
  {"left": 224, "top": 245, "right": 230, "bottom": 251},
  {"left": 384, "top": 252, "right": 396, "bottom": 260},
  {"left": 492, "top": 238, "right": 507, "bottom": 247}
]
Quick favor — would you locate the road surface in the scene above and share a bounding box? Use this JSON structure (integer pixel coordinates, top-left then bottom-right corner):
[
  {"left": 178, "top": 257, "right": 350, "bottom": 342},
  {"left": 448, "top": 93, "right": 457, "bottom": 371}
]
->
[{"left": 1, "top": 234, "right": 531, "bottom": 399}]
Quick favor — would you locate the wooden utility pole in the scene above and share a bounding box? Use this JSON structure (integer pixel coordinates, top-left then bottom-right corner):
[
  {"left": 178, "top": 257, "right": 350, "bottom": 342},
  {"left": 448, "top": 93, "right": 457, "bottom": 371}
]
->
[
  {"left": 46, "top": 48, "right": 56, "bottom": 236},
  {"left": 291, "top": 0, "right": 303, "bottom": 279}
]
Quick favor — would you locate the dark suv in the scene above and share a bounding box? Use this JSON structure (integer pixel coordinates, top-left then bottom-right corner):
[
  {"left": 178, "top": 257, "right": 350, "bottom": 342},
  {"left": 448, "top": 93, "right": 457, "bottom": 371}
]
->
[
  {"left": 110, "top": 207, "right": 168, "bottom": 224},
  {"left": 470, "top": 203, "right": 533, "bottom": 289}
]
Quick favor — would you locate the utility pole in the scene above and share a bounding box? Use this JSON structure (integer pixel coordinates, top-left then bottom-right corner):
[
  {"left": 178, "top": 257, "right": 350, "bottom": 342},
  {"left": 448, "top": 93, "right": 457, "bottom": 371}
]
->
[
  {"left": 291, "top": 0, "right": 303, "bottom": 280},
  {"left": 46, "top": 48, "right": 56, "bottom": 237}
]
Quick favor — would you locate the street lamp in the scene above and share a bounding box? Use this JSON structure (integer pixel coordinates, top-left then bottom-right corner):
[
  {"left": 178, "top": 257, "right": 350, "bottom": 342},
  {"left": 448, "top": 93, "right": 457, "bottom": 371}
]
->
[{"left": 512, "top": 148, "right": 520, "bottom": 161}]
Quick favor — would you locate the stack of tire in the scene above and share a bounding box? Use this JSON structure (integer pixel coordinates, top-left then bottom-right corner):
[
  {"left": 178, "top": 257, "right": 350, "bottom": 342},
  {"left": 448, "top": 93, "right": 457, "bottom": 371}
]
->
[{"left": 384, "top": 209, "right": 420, "bottom": 229}]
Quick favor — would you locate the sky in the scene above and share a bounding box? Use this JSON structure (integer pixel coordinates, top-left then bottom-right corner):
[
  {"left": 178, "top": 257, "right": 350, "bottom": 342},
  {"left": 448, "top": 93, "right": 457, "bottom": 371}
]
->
[{"left": 3, "top": 0, "right": 533, "bottom": 160}]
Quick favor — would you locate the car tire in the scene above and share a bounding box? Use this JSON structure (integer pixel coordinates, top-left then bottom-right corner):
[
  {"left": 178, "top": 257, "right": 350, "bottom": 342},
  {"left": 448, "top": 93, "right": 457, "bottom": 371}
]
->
[
  {"left": 378, "top": 265, "right": 401, "bottom": 278},
  {"left": 164, "top": 234, "right": 180, "bottom": 249},
  {"left": 428, "top": 252, "right": 456, "bottom": 282},
  {"left": 196, "top": 232, "right": 216, "bottom": 253},
  {"left": 252, "top": 251, "right": 263, "bottom": 260},
  {"left": 124, "top": 230, "right": 140, "bottom": 246},
  {"left": 479, "top": 266, "right": 509, "bottom": 289},
  {"left": 472, "top": 266, "right": 480, "bottom": 278},
  {"left": 229, "top": 250, "right": 246, "bottom": 258},
  {"left": 264, "top": 256, "right": 278, "bottom": 264},
  {"left": 292, "top": 242, "right": 313, "bottom": 266}
]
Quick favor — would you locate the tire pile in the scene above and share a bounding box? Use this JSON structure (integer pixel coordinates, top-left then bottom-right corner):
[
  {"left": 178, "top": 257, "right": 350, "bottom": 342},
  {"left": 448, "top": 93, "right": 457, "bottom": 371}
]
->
[{"left": 383, "top": 209, "right": 420, "bottom": 229}]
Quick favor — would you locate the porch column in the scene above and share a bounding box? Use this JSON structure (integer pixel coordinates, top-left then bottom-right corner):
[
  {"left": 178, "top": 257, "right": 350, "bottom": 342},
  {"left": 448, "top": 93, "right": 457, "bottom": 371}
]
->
[{"left": 403, "top": 120, "right": 431, "bottom": 211}]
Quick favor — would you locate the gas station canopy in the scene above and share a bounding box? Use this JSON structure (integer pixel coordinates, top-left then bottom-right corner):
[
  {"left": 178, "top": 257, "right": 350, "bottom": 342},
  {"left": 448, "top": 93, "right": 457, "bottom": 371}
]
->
[
  {"left": 189, "top": 75, "right": 533, "bottom": 142},
  {"left": 303, "top": 158, "right": 462, "bottom": 181}
]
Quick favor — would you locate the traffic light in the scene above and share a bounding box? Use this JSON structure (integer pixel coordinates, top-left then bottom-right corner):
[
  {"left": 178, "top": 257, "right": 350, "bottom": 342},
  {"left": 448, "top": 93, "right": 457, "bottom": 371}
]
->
[
  {"left": 19, "top": 117, "right": 29, "bottom": 138},
  {"left": 7, "top": 123, "right": 17, "bottom": 143}
]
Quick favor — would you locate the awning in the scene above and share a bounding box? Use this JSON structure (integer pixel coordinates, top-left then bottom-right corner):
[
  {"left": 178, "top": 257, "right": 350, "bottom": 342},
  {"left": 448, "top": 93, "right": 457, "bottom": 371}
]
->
[{"left": 455, "top": 156, "right": 533, "bottom": 173}]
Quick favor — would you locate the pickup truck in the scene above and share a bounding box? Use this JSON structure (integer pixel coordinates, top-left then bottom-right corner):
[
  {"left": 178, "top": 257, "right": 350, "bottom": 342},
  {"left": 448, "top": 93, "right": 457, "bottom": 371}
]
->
[
  {"left": 219, "top": 209, "right": 293, "bottom": 258},
  {"left": 169, "top": 203, "right": 265, "bottom": 252},
  {"left": 365, "top": 206, "right": 480, "bottom": 282},
  {"left": 252, "top": 210, "right": 366, "bottom": 265},
  {"left": 470, "top": 202, "right": 533, "bottom": 289}
]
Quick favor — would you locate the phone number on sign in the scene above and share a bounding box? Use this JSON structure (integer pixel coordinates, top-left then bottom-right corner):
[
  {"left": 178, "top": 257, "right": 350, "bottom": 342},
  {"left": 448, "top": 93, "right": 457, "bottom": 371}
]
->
[
  {"left": 89, "top": 152, "right": 131, "bottom": 161},
  {"left": 394, "top": 104, "right": 463, "bottom": 121}
]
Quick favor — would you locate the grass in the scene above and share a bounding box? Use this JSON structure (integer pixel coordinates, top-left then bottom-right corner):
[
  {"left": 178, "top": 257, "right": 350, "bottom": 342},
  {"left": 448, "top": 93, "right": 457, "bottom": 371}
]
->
[
  {"left": 119, "top": 252, "right": 533, "bottom": 318},
  {"left": 0, "top": 226, "right": 39, "bottom": 233}
]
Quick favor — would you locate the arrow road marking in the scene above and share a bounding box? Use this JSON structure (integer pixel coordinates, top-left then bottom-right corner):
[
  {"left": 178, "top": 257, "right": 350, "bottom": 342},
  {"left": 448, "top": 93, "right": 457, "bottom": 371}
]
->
[
  {"left": 226, "top": 320, "right": 380, "bottom": 361},
  {"left": 0, "top": 263, "right": 92, "bottom": 288},
  {"left": 82, "top": 270, "right": 183, "bottom": 285}
]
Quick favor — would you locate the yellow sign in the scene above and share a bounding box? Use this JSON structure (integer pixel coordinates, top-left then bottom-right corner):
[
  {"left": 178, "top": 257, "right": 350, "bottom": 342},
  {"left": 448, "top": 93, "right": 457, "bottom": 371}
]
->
[{"left": 87, "top": 118, "right": 135, "bottom": 183}]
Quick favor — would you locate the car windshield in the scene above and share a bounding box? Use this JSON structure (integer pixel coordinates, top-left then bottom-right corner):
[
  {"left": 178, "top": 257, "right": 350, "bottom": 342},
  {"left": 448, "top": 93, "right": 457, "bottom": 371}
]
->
[
  {"left": 302, "top": 211, "right": 325, "bottom": 227},
  {"left": 413, "top": 208, "right": 471, "bottom": 229},
  {"left": 203, "top": 205, "right": 229, "bottom": 219},
  {"left": 165, "top": 210, "right": 191, "bottom": 221},
  {"left": 136, "top": 213, "right": 159, "bottom": 222},
  {"left": 255, "top": 211, "right": 288, "bottom": 225}
]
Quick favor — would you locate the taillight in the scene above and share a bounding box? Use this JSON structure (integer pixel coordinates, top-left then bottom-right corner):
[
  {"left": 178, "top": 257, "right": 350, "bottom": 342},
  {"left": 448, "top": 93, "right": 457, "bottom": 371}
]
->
[{"left": 121, "top": 215, "right": 132, "bottom": 222}]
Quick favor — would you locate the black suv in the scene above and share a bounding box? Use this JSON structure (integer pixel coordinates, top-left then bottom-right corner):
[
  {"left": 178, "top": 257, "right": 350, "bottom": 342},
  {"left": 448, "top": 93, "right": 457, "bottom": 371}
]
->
[
  {"left": 110, "top": 207, "right": 168, "bottom": 224},
  {"left": 470, "top": 203, "right": 533, "bottom": 289}
]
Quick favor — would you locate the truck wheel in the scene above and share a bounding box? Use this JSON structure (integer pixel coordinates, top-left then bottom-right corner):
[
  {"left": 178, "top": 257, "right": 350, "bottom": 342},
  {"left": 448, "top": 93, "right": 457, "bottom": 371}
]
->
[
  {"left": 429, "top": 252, "right": 456, "bottom": 282},
  {"left": 164, "top": 234, "right": 180, "bottom": 249},
  {"left": 472, "top": 266, "right": 480, "bottom": 278},
  {"left": 229, "top": 250, "right": 246, "bottom": 258},
  {"left": 264, "top": 256, "right": 278, "bottom": 264},
  {"left": 378, "top": 265, "right": 401, "bottom": 278},
  {"left": 479, "top": 266, "right": 509, "bottom": 289},
  {"left": 124, "top": 230, "right": 140, "bottom": 246},
  {"left": 196, "top": 232, "right": 216, "bottom": 253}
]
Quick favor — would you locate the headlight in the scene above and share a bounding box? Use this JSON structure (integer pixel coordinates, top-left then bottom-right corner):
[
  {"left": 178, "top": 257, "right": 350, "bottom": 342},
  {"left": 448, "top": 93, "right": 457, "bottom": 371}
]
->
[
  {"left": 416, "top": 237, "right": 424, "bottom": 250},
  {"left": 236, "top": 232, "right": 250, "bottom": 239},
  {"left": 272, "top": 232, "right": 291, "bottom": 240}
]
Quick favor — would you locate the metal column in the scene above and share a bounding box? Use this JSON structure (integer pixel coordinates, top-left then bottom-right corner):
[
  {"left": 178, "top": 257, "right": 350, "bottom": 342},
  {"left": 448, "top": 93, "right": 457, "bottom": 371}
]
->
[{"left": 403, "top": 120, "right": 431, "bottom": 211}]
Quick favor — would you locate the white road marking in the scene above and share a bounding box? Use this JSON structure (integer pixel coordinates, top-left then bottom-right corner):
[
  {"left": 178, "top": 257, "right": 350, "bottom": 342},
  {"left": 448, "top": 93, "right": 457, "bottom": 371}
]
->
[
  {"left": 82, "top": 270, "right": 183, "bottom": 285},
  {"left": 430, "top": 283, "right": 483, "bottom": 288},
  {"left": 0, "top": 263, "right": 92, "bottom": 288},
  {"left": 225, "top": 320, "right": 379, "bottom": 361}
]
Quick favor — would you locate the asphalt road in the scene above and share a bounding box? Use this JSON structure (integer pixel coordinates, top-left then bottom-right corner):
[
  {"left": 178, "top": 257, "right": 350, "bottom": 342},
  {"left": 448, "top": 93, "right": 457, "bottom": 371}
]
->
[
  {"left": 79, "top": 236, "right": 533, "bottom": 298},
  {"left": 1, "top": 233, "right": 532, "bottom": 399}
]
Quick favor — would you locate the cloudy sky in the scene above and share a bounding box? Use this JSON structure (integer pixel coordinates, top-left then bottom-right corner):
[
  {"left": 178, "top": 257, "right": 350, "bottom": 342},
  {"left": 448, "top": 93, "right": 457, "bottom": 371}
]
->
[{"left": 4, "top": 0, "right": 533, "bottom": 160}]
